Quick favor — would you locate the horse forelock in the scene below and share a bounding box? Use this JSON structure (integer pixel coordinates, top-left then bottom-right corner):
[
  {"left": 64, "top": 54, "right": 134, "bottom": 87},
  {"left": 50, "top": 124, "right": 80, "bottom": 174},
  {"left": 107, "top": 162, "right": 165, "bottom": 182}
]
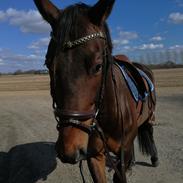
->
[
  {"left": 57, "top": 3, "right": 90, "bottom": 48},
  {"left": 54, "top": 3, "right": 113, "bottom": 52}
]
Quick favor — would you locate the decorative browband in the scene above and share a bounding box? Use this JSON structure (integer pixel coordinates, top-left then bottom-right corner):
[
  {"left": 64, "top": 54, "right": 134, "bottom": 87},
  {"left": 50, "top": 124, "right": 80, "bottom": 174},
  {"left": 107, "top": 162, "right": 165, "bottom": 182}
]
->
[{"left": 63, "top": 32, "right": 105, "bottom": 49}]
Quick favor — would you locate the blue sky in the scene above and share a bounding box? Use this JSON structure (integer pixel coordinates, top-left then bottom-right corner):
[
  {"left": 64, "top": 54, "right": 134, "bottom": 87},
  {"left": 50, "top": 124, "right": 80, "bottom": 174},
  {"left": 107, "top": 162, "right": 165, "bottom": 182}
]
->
[{"left": 0, "top": 0, "right": 183, "bottom": 72}]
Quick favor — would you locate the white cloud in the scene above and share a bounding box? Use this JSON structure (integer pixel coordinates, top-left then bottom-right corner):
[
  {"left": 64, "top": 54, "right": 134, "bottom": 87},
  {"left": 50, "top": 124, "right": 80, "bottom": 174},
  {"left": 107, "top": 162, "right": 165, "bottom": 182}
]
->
[
  {"left": 0, "top": 35, "right": 49, "bottom": 72},
  {"left": 117, "top": 43, "right": 164, "bottom": 53},
  {"left": 0, "top": 48, "right": 46, "bottom": 72},
  {"left": 137, "top": 43, "right": 164, "bottom": 50},
  {"left": 151, "top": 36, "right": 163, "bottom": 41},
  {"left": 113, "top": 29, "right": 139, "bottom": 48},
  {"left": 169, "top": 44, "right": 183, "bottom": 50},
  {"left": 169, "top": 12, "right": 183, "bottom": 24},
  {"left": 123, "top": 46, "right": 132, "bottom": 50},
  {"left": 0, "top": 8, "right": 50, "bottom": 33},
  {"left": 29, "top": 37, "right": 50, "bottom": 49},
  {"left": 119, "top": 31, "right": 138, "bottom": 40},
  {"left": 0, "top": 48, "right": 43, "bottom": 62},
  {"left": 0, "top": 58, "right": 4, "bottom": 65},
  {"left": 113, "top": 39, "right": 129, "bottom": 47},
  {"left": 0, "top": 10, "right": 6, "bottom": 21},
  {"left": 2, "top": 53, "right": 42, "bottom": 62}
]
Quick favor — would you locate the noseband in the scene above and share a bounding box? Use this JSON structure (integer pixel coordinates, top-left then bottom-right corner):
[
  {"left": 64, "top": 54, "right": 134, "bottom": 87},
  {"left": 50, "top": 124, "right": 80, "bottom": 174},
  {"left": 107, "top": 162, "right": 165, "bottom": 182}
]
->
[
  {"left": 54, "top": 109, "right": 98, "bottom": 134},
  {"left": 51, "top": 31, "right": 108, "bottom": 134}
]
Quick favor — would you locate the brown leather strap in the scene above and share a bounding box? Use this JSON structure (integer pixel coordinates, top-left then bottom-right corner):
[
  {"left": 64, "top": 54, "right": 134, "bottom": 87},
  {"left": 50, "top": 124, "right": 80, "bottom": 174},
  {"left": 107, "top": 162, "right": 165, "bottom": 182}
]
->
[
  {"left": 57, "top": 121, "right": 96, "bottom": 134},
  {"left": 54, "top": 109, "right": 96, "bottom": 121}
]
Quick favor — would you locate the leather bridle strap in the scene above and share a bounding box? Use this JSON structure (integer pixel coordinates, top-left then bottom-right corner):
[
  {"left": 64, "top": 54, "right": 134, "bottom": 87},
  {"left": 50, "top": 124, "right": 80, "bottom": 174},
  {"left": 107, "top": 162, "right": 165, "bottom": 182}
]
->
[
  {"left": 54, "top": 109, "right": 96, "bottom": 121},
  {"left": 54, "top": 109, "right": 97, "bottom": 134},
  {"left": 57, "top": 120, "right": 96, "bottom": 134}
]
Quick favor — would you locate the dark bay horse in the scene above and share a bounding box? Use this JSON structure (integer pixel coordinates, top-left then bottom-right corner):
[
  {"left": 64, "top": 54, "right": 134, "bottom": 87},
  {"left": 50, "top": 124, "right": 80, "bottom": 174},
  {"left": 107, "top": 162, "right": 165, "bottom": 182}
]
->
[{"left": 34, "top": 0, "right": 159, "bottom": 182}]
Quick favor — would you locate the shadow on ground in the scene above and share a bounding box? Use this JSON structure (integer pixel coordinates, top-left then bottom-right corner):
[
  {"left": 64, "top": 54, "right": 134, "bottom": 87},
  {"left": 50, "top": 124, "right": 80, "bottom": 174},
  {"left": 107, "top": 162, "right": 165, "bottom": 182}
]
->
[
  {"left": 0, "top": 142, "right": 57, "bottom": 183},
  {"left": 135, "top": 161, "right": 153, "bottom": 167}
]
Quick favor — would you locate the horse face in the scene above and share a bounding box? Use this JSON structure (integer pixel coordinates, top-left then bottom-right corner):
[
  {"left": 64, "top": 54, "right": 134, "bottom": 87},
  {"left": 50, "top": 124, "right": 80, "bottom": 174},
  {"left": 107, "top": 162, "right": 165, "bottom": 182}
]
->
[
  {"left": 34, "top": 0, "right": 114, "bottom": 164},
  {"left": 54, "top": 43, "right": 105, "bottom": 163}
]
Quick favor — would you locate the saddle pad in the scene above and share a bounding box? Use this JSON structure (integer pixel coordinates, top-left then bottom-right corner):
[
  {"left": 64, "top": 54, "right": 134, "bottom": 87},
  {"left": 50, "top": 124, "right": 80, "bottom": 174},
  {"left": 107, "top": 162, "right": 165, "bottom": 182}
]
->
[
  {"left": 115, "top": 62, "right": 154, "bottom": 102},
  {"left": 137, "top": 68, "right": 154, "bottom": 92}
]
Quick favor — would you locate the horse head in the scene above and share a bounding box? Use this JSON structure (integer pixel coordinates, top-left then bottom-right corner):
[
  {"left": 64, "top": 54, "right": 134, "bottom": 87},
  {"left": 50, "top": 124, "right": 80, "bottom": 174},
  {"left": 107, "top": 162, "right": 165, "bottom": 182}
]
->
[{"left": 34, "top": 0, "right": 115, "bottom": 164}]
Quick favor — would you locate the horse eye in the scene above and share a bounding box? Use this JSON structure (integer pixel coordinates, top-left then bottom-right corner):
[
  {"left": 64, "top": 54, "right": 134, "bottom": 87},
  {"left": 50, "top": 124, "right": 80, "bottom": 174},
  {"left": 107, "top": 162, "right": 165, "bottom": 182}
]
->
[{"left": 92, "top": 63, "right": 102, "bottom": 74}]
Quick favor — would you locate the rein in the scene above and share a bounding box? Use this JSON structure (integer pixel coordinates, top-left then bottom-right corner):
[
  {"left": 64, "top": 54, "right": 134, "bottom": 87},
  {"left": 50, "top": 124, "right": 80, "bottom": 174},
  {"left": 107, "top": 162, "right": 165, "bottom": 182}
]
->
[{"left": 50, "top": 31, "right": 126, "bottom": 182}]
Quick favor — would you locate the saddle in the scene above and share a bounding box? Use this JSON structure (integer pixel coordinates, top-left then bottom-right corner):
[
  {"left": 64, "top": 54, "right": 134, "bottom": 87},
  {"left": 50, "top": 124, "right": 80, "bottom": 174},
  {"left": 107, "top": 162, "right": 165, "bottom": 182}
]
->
[{"left": 113, "top": 55, "right": 154, "bottom": 103}]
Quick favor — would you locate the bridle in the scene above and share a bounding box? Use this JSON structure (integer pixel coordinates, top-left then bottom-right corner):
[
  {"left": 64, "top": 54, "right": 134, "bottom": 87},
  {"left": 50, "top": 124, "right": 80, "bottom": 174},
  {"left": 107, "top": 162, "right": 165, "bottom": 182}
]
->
[
  {"left": 51, "top": 31, "right": 108, "bottom": 135},
  {"left": 49, "top": 31, "right": 126, "bottom": 183}
]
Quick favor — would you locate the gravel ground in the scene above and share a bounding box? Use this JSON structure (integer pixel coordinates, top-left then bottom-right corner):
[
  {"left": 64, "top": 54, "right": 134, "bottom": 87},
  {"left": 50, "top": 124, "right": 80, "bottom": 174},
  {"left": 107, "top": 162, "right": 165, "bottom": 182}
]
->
[{"left": 0, "top": 75, "right": 183, "bottom": 182}]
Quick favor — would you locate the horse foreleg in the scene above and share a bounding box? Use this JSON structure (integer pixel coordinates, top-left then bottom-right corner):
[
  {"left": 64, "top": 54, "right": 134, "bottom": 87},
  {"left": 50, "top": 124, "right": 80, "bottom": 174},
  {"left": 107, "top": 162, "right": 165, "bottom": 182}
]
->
[{"left": 87, "top": 153, "right": 107, "bottom": 183}]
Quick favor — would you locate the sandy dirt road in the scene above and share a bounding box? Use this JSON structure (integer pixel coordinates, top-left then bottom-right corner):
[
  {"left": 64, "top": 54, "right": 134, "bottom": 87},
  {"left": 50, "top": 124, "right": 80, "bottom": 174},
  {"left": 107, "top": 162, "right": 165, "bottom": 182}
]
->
[{"left": 0, "top": 69, "right": 183, "bottom": 183}]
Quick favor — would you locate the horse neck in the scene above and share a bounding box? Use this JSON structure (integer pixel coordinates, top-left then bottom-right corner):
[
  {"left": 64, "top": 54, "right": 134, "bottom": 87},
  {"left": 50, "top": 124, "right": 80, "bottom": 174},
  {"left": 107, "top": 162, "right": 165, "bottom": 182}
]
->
[{"left": 100, "top": 63, "right": 137, "bottom": 141}]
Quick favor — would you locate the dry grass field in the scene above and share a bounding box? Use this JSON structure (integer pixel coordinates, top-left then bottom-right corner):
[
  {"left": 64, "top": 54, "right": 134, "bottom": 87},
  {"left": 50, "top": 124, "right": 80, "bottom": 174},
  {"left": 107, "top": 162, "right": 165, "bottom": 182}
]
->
[
  {"left": 0, "top": 68, "right": 183, "bottom": 183},
  {"left": 0, "top": 74, "right": 49, "bottom": 92},
  {"left": 0, "top": 68, "right": 183, "bottom": 91}
]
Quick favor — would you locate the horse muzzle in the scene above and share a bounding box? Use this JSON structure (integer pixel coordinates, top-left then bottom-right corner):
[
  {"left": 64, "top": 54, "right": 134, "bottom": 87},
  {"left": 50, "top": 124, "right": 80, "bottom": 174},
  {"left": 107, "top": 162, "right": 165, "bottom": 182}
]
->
[
  {"left": 55, "top": 142, "right": 87, "bottom": 164},
  {"left": 54, "top": 108, "right": 99, "bottom": 164}
]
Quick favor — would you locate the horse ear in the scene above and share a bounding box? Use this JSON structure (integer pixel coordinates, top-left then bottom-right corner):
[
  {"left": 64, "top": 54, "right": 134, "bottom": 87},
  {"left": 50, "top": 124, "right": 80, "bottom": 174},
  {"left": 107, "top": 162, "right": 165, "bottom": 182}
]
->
[
  {"left": 89, "top": 0, "right": 115, "bottom": 25},
  {"left": 33, "top": 0, "right": 60, "bottom": 28}
]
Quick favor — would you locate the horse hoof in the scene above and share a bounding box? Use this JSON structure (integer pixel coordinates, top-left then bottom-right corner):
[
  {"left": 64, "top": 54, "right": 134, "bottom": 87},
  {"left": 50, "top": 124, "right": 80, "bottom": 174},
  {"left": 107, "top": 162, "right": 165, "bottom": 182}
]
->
[
  {"left": 131, "top": 161, "right": 136, "bottom": 167},
  {"left": 152, "top": 160, "right": 159, "bottom": 167},
  {"left": 126, "top": 168, "right": 133, "bottom": 177},
  {"left": 151, "top": 157, "right": 159, "bottom": 167}
]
